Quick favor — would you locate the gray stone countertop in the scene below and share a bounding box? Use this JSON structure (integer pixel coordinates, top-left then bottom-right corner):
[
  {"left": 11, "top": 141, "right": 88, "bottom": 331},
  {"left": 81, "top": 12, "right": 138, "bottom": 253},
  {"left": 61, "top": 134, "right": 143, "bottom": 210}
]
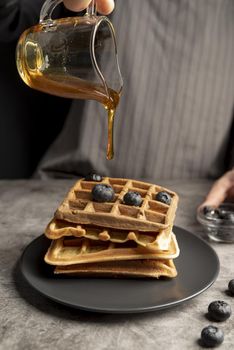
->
[{"left": 0, "top": 179, "right": 233, "bottom": 350}]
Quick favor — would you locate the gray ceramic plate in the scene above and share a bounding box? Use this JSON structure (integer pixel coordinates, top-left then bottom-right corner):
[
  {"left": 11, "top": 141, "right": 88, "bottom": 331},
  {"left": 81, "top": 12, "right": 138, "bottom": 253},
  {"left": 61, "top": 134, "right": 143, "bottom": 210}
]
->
[{"left": 20, "top": 226, "right": 219, "bottom": 313}]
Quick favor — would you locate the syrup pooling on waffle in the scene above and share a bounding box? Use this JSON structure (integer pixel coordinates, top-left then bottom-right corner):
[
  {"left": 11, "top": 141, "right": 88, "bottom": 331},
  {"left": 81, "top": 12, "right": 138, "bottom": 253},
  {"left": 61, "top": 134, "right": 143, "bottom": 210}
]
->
[
  {"left": 44, "top": 232, "right": 179, "bottom": 265},
  {"left": 55, "top": 178, "right": 179, "bottom": 232},
  {"left": 54, "top": 259, "right": 177, "bottom": 278},
  {"left": 45, "top": 218, "right": 172, "bottom": 250}
]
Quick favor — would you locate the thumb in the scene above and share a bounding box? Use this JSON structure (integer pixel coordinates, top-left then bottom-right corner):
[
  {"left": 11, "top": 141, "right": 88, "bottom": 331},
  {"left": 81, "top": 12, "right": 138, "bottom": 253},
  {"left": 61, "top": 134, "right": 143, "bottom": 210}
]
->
[{"left": 63, "top": 0, "right": 92, "bottom": 12}]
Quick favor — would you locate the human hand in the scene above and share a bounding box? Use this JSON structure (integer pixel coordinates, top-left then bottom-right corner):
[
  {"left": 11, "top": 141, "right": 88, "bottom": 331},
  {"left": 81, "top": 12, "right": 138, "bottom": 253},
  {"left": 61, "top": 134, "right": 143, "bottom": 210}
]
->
[
  {"left": 63, "top": 0, "right": 115, "bottom": 14},
  {"left": 200, "top": 169, "right": 234, "bottom": 208}
]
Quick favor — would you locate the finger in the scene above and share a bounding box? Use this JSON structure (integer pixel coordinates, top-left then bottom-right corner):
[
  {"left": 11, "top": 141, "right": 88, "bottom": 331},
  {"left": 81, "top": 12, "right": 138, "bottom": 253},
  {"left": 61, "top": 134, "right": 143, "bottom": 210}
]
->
[
  {"left": 201, "top": 175, "right": 233, "bottom": 208},
  {"left": 63, "top": 0, "right": 115, "bottom": 14},
  {"left": 63, "top": 0, "right": 92, "bottom": 12},
  {"left": 96, "top": 0, "right": 115, "bottom": 15}
]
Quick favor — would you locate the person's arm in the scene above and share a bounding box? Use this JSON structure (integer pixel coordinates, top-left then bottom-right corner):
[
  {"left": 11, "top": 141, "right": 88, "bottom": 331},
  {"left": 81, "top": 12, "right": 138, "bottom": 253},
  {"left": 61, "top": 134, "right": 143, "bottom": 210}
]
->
[
  {"left": 0, "top": 0, "right": 45, "bottom": 43},
  {"left": 63, "top": 0, "right": 114, "bottom": 14},
  {"left": 200, "top": 169, "right": 234, "bottom": 208}
]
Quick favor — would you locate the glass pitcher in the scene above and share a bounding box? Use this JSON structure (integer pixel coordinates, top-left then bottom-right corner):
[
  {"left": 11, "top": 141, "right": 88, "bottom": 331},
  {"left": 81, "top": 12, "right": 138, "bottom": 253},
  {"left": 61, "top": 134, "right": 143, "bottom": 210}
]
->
[{"left": 16, "top": 0, "right": 123, "bottom": 159}]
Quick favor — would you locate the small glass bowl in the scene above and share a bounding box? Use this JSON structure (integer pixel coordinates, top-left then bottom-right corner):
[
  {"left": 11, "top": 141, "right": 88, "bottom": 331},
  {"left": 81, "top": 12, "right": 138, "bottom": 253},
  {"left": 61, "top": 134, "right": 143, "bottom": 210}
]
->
[{"left": 197, "top": 203, "right": 234, "bottom": 243}]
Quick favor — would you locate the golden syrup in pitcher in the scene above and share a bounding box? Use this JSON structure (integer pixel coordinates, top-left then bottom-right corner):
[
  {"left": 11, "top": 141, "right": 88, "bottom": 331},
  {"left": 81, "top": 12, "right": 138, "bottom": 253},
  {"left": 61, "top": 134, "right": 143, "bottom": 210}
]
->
[{"left": 16, "top": 21, "right": 121, "bottom": 160}]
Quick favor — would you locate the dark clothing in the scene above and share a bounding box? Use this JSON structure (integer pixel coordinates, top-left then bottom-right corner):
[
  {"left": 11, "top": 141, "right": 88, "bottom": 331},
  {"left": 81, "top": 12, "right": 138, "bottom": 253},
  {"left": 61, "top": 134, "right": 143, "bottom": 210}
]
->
[
  {"left": 1, "top": 0, "right": 234, "bottom": 180},
  {"left": 0, "top": 0, "right": 45, "bottom": 43},
  {"left": 0, "top": 0, "right": 71, "bottom": 178},
  {"left": 38, "top": 0, "right": 234, "bottom": 180}
]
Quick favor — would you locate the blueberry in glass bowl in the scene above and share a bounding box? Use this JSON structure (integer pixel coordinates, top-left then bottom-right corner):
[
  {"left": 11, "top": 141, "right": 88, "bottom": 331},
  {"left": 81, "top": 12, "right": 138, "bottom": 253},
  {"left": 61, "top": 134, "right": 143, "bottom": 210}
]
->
[{"left": 197, "top": 203, "right": 234, "bottom": 243}]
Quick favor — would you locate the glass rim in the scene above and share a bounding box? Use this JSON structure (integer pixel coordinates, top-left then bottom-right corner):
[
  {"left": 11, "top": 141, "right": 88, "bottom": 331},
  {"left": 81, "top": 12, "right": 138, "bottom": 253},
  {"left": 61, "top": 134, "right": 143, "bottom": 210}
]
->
[{"left": 197, "top": 202, "right": 234, "bottom": 228}]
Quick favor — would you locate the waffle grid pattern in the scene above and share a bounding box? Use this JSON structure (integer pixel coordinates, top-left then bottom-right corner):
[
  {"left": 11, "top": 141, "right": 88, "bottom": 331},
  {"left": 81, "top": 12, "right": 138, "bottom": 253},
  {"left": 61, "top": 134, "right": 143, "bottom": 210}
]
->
[
  {"left": 45, "top": 219, "right": 171, "bottom": 250},
  {"left": 55, "top": 178, "right": 179, "bottom": 231},
  {"left": 44, "top": 233, "right": 179, "bottom": 266}
]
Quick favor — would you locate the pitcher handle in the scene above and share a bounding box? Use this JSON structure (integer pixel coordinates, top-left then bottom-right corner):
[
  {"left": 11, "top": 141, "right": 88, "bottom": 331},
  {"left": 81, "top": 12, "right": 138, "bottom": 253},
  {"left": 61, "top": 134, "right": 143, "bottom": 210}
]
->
[
  {"left": 40, "top": 0, "right": 63, "bottom": 23},
  {"left": 40, "top": 0, "right": 97, "bottom": 23},
  {"left": 86, "top": 0, "right": 97, "bottom": 16}
]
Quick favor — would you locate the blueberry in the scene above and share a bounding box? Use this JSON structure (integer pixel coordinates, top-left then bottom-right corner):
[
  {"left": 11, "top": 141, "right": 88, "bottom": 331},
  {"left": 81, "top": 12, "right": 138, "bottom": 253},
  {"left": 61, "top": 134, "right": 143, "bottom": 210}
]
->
[
  {"left": 123, "top": 191, "right": 142, "bottom": 207},
  {"left": 201, "top": 325, "right": 224, "bottom": 347},
  {"left": 217, "top": 208, "right": 226, "bottom": 218},
  {"left": 218, "top": 211, "right": 234, "bottom": 223},
  {"left": 155, "top": 191, "right": 171, "bottom": 205},
  {"left": 85, "top": 173, "right": 103, "bottom": 182},
  {"left": 203, "top": 206, "right": 220, "bottom": 219},
  {"left": 92, "top": 184, "right": 115, "bottom": 202},
  {"left": 228, "top": 279, "right": 234, "bottom": 295},
  {"left": 208, "top": 301, "right": 232, "bottom": 321},
  {"left": 203, "top": 206, "right": 215, "bottom": 215}
]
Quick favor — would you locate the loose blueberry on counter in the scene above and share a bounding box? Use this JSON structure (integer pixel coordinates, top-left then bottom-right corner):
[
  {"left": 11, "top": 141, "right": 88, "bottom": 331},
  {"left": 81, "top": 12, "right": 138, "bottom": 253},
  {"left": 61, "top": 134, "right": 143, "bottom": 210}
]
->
[
  {"left": 201, "top": 325, "right": 224, "bottom": 347},
  {"left": 92, "top": 184, "right": 115, "bottom": 202},
  {"left": 208, "top": 301, "right": 232, "bottom": 321},
  {"left": 123, "top": 191, "right": 142, "bottom": 207},
  {"left": 202, "top": 206, "right": 220, "bottom": 219},
  {"left": 155, "top": 191, "right": 171, "bottom": 205},
  {"left": 85, "top": 173, "right": 103, "bottom": 182},
  {"left": 228, "top": 279, "right": 234, "bottom": 295}
]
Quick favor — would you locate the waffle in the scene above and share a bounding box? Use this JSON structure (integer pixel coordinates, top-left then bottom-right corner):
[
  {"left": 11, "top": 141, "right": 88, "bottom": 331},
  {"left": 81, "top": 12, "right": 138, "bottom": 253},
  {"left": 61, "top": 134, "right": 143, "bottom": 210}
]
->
[
  {"left": 54, "top": 259, "right": 177, "bottom": 278},
  {"left": 55, "top": 178, "right": 179, "bottom": 232},
  {"left": 45, "top": 218, "right": 172, "bottom": 250},
  {"left": 44, "top": 232, "right": 179, "bottom": 266}
]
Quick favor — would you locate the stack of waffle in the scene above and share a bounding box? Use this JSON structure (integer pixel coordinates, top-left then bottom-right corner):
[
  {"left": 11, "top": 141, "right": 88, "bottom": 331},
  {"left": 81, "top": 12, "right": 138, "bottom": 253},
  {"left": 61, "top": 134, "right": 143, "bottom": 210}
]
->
[{"left": 44, "top": 177, "right": 180, "bottom": 278}]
